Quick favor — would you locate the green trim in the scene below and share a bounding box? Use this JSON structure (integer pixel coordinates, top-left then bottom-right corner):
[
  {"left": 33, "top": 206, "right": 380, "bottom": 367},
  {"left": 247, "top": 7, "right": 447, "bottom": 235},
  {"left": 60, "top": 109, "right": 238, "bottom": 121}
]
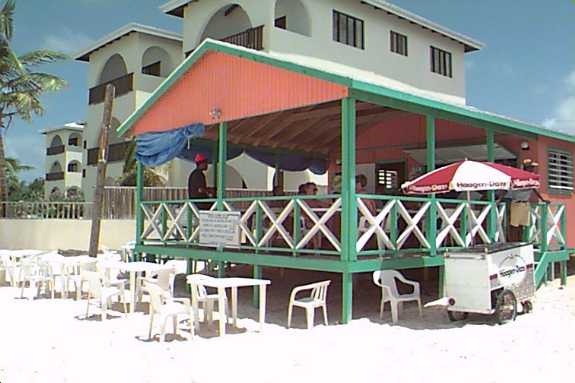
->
[
  {"left": 117, "top": 39, "right": 575, "bottom": 147},
  {"left": 487, "top": 129, "right": 497, "bottom": 241},
  {"left": 341, "top": 272, "right": 353, "bottom": 324},
  {"left": 535, "top": 250, "right": 570, "bottom": 289},
  {"left": 341, "top": 97, "right": 357, "bottom": 262},
  {"left": 426, "top": 115, "right": 437, "bottom": 257},
  {"left": 217, "top": 122, "right": 227, "bottom": 210}
]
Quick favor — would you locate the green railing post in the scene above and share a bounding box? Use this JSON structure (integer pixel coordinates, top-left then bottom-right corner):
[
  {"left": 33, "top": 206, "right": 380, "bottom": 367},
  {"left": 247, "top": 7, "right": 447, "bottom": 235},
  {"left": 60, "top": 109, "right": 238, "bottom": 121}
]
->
[
  {"left": 340, "top": 97, "right": 357, "bottom": 324},
  {"left": 426, "top": 115, "right": 437, "bottom": 257},
  {"left": 341, "top": 97, "right": 357, "bottom": 262},
  {"left": 134, "top": 161, "right": 144, "bottom": 262},
  {"left": 216, "top": 122, "right": 228, "bottom": 276},
  {"left": 487, "top": 128, "right": 497, "bottom": 242},
  {"left": 217, "top": 122, "right": 227, "bottom": 211}
]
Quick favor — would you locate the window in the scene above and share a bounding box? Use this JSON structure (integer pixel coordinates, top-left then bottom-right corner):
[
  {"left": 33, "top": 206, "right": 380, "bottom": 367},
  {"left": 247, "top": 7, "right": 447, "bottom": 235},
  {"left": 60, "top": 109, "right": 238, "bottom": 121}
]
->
[
  {"left": 548, "top": 149, "right": 573, "bottom": 193},
  {"left": 333, "top": 10, "right": 364, "bottom": 49},
  {"left": 390, "top": 31, "right": 408, "bottom": 56},
  {"left": 68, "top": 136, "right": 80, "bottom": 146},
  {"left": 376, "top": 162, "right": 405, "bottom": 194},
  {"left": 82, "top": 169, "right": 86, "bottom": 178},
  {"left": 142, "top": 61, "right": 161, "bottom": 77},
  {"left": 430, "top": 46, "right": 452, "bottom": 77},
  {"left": 275, "top": 16, "right": 287, "bottom": 29}
]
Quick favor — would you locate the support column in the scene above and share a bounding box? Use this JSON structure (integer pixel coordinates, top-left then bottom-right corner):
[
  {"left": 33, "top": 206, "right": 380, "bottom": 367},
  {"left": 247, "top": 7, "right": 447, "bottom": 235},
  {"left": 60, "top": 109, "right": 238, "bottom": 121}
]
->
[
  {"left": 487, "top": 129, "right": 497, "bottom": 241},
  {"left": 426, "top": 115, "right": 437, "bottom": 257},
  {"left": 425, "top": 116, "right": 441, "bottom": 297},
  {"left": 216, "top": 122, "right": 227, "bottom": 211},
  {"left": 216, "top": 122, "right": 228, "bottom": 276},
  {"left": 341, "top": 97, "right": 357, "bottom": 324},
  {"left": 134, "top": 161, "right": 144, "bottom": 262}
]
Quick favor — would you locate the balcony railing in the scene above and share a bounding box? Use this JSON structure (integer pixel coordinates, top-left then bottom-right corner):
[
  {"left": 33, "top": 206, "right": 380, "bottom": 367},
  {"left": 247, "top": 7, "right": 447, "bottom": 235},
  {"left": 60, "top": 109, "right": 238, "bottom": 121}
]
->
[
  {"left": 46, "top": 145, "right": 65, "bottom": 156},
  {"left": 46, "top": 172, "right": 65, "bottom": 181},
  {"left": 220, "top": 25, "right": 264, "bottom": 51},
  {"left": 89, "top": 72, "right": 134, "bottom": 105},
  {"left": 87, "top": 141, "right": 131, "bottom": 166}
]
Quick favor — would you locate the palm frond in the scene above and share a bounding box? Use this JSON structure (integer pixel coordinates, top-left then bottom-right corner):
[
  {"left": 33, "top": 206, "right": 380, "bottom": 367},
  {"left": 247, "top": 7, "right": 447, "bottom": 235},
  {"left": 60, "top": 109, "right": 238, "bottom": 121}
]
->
[
  {"left": 27, "top": 72, "right": 68, "bottom": 91},
  {"left": 19, "top": 49, "right": 68, "bottom": 67},
  {"left": 0, "top": 0, "right": 15, "bottom": 41}
]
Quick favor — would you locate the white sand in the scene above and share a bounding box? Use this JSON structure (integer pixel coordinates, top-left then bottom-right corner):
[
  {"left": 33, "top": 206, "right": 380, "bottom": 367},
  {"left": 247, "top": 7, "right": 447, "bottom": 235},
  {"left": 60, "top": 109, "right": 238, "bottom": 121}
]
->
[{"left": 0, "top": 266, "right": 573, "bottom": 383}]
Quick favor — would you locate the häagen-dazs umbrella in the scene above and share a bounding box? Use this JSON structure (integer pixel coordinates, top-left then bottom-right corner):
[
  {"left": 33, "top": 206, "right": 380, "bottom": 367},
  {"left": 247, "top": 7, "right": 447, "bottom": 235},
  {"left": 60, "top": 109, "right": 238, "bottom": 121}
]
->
[{"left": 401, "top": 160, "right": 540, "bottom": 195}]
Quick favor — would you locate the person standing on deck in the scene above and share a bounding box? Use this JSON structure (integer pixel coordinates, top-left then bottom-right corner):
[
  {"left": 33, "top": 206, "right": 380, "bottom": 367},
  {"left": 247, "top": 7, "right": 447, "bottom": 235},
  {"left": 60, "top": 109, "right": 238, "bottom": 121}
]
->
[{"left": 188, "top": 154, "right": 213, "bottom": 209}]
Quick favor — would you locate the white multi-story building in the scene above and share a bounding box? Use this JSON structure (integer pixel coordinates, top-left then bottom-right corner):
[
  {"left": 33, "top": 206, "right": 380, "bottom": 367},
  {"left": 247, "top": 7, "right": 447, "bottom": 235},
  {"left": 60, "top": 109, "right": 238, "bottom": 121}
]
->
[
  {"left": 75, "top": 0, "right": 482, "bottom": 200},
  {"left": 42, "top": 122, "right": 85, "bottom": 199}
]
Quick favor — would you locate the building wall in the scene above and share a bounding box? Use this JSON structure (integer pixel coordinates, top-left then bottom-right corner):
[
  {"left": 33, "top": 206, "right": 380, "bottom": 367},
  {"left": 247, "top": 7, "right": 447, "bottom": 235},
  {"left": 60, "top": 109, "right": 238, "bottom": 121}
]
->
[
  {"left": 82, "top": 33, "right": 183, "bottom": 201},
  {"left": 0, "top": 219, "right": 135, "bottom": 251},
  {"left": 44, "top": 128, "right": 84, "bottom": 198},
  {"left": 180, "top": 0, "right": 467, "bottom": 102}
]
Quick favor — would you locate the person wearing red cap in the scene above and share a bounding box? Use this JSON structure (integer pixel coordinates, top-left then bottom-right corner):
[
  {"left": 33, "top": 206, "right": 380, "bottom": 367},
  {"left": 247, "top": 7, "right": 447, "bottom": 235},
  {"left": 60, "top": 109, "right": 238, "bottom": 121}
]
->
[{"left": 188, "top": 153, "right": 212, "bottom": 205}]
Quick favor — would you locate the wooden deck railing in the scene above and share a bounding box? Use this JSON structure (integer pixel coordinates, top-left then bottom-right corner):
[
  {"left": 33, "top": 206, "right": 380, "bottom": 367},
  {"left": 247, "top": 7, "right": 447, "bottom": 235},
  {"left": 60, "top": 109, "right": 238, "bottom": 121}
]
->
[
  {"left": 89, "top": 72, "right": 134, "bottom": 105},
  {"left": 220, "top": 25, "right": 264, "bottom": 51},
  {"left": 46, "top": 145, "right": 65, "bottom": 156},
  {"left": 45, "top": 172, "right": 65, "bottom": 181},
  {"left": 138, "top": 194, "right": 567, "bottom": 257},
  {"left": 86, "top": 142, "right": 132, "bottom": 165}
]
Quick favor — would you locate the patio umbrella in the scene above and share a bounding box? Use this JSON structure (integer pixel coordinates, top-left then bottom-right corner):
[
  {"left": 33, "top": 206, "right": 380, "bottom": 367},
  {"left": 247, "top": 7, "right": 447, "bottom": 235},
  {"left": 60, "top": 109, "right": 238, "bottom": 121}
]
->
[{"left": 401, "top": 160, "right": 540, "bottom": 195}]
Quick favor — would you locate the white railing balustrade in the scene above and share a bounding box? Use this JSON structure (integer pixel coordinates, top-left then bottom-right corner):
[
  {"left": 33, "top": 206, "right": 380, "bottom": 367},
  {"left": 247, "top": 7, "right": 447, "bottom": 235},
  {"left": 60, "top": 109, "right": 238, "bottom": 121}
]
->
[{"left": 0, "top": 202, "right": 93, "bottom": 220}]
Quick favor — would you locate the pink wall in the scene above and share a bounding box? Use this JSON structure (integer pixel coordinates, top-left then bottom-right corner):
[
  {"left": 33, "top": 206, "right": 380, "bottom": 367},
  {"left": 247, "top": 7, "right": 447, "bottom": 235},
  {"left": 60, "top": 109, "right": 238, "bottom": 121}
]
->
[{"left": 132, "top": 51, "right": 348, "bottom": 135}]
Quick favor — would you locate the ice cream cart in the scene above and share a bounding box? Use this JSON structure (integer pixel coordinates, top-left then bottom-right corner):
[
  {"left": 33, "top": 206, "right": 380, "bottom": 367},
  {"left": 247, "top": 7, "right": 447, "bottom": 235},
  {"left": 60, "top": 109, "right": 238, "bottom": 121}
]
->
[{"left": 443, "top": 243, "right": 535, "bottom": 324}]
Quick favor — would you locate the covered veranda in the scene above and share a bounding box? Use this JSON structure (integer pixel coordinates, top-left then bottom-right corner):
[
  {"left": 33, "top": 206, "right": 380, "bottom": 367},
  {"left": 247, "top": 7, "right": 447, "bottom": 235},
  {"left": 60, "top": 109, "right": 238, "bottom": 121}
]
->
[{"left": 117, "top": 40, "right": 570, "bottom": 323}]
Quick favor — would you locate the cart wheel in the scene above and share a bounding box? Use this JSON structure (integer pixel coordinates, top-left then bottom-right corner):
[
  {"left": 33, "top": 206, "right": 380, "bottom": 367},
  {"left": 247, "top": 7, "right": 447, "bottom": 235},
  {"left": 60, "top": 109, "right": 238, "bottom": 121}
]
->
[
  {"left": 521, "top": 300, "right": 533, "bottom": 314},
  {"left": 447, "top": 311, "right": 469, "bottom": 322},
  {"left": 495, "top": 290, "right": 517, "bottom": 325}
]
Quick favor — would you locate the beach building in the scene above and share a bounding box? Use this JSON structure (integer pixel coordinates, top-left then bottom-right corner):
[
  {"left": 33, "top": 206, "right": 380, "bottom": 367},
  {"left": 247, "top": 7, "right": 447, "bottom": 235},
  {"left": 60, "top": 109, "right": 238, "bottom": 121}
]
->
[
  {"left": 42, "top": 122, "right": 85, "bottom": 199},
  {"left": 112, "top": 0, "right": 573, "bottom": 323}
]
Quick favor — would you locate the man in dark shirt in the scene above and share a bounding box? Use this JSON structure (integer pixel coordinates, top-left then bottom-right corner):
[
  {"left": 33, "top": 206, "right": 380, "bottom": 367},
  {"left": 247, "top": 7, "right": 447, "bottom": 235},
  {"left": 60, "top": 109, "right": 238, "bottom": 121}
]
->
[{"left": 188, "top": 154, "right": 212, "bottom": 205}]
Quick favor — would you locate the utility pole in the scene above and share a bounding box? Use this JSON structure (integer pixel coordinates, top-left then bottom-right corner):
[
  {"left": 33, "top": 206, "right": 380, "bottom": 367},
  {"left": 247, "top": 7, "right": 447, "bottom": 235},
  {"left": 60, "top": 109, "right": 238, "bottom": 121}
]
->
[{"left": 88, "top": 84, "right": 115, "bottom": 257}]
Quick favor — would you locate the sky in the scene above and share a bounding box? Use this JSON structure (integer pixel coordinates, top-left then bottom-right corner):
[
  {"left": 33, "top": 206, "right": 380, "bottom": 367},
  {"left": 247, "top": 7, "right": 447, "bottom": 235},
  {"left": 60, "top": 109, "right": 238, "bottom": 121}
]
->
[{"left": 6, "top": 0, "right": 575, "bottom": 181}]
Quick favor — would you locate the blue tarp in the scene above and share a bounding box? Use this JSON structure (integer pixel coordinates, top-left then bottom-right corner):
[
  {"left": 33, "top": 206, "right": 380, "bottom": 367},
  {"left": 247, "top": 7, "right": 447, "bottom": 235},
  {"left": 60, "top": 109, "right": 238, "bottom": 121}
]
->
[
  {"left": 135, "top": 124, "right": 328, "bottom": 174},
  {"left": 135, "top": 124, "right": 205, "bottom": 166}
]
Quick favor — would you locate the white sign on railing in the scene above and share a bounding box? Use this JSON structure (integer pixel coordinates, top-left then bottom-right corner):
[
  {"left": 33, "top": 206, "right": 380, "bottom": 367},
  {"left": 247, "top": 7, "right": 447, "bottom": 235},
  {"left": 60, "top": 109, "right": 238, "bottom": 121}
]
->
[{"left": 199, "top": 211, "right": 241, "bottom": 247}]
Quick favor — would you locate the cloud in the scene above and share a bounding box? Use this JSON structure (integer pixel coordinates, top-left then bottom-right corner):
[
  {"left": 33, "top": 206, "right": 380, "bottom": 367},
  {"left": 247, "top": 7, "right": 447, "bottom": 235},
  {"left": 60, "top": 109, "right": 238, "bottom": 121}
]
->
[
  {"left": 542, "top": 70, "right": 575, "bottom": 134},
  {"left": 43, "top": 28, "right": 94, "bottom": 54}
]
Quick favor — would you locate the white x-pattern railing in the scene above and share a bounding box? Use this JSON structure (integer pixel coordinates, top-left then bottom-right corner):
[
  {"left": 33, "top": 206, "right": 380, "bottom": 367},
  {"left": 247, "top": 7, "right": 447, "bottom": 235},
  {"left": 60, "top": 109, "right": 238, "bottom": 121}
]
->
[
  {"left": 140, "top": 197, "right": 565, "bottom": 255},
  {"left": 140, "top": 197, "right": 342, "bottom": 253},
  {"left": 356, "top": 197, "right": 506, "bottom": 253},
  {"left": 526, "top": 203, "right": 566, "bottom": 248}
]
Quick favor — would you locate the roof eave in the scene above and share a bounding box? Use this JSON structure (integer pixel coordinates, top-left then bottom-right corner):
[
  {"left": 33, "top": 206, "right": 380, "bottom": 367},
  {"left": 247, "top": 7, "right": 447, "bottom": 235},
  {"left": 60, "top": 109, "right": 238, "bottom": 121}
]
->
[
  {"left": 362, "top": 0, "right": 485, "bottom": 52},
  {"left": 74, "top": 23, "right": 182, "bottom": 62}
]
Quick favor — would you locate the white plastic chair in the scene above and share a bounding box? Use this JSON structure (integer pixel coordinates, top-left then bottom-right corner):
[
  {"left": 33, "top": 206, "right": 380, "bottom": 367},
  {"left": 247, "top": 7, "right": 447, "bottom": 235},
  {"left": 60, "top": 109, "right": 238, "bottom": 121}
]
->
[
  {"left": 372, "top": 270, "right": 422, "bottom": 323},
  {"left": 82, "top": 271, "right": 128, "bottom": 321},
  {"left": 144, "top": 281, "right": 193, "bottom": 342},
  {"left": 186, "top": 274, "right": 229, "bottom": 329},
  {"left": 67, "top": 259, "right": 98, "bottom": 300},
  {"left": 0, "top": 253, "right": 19, "bottom": 286},
  {"left": 19, "top": 258, "right": 52, "bottom": 299},
  {"left": 287, "top": 280, "right": 330, "bottom": 329}
]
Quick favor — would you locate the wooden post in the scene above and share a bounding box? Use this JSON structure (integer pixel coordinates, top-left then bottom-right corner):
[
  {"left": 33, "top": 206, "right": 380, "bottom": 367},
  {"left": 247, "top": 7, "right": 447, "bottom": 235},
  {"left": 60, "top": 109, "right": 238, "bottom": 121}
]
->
[{"left": 88, "top": 84, "right": 115, "bottom": 258}]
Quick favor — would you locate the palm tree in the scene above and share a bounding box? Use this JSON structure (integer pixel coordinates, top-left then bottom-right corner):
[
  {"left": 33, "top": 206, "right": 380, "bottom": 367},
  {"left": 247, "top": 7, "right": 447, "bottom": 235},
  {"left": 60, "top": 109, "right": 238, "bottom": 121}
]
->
[
  {"left": 0, "top": 0, "right": 67, "bottom": 203},
  {"left": 4, "top": 156, "right": 32, "bottom": 196},
  {"left": 117, "top": 140, "right": 167, "bottom": 187}
]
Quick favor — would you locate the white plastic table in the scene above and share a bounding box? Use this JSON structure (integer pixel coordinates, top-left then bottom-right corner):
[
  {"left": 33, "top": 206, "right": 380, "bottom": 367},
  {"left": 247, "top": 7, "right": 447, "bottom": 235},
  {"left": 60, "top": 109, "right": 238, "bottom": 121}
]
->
[
  {"left": 188, "top": 277, "right": 271, "bottom": 337},
  {"left": 101, "top": 261, "right": 173, "bottom": 313}
]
